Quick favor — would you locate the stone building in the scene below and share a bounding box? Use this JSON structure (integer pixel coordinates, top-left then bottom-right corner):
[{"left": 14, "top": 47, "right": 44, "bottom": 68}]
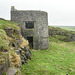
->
[{"left": 11, "top": 6, "right": 49, "bottom": 49}]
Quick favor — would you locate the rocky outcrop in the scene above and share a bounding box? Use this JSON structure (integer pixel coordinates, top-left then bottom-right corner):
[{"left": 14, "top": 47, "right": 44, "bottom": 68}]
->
[
  {"left": 0, "top": 19, "right": 31, "bottom": 74},
  {"left": 4, "top": 27, "right": 31, "bottom": 66},
  {"left": 4, "top": 28, "right": 22, "bottom": 49},
  {"left": 15, "top": 47, "right": 31, "bottom": 65},
  {"left": 6, "top": 67, "right": 17, "bottom": 75},
  {"left": 49, "top": 26, "right": 75, "bottom": 42},
  {"left": 0, "top": 55, "right": 9, "bottom": 75},
  {"left": 20, "top": 47, "right": 31, "bottom": 64}
]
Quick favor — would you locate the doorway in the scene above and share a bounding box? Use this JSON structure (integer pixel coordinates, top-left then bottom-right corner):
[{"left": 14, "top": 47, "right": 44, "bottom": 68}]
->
[{"left": 27, "top": 37, "right": 33, "bottom": 48}]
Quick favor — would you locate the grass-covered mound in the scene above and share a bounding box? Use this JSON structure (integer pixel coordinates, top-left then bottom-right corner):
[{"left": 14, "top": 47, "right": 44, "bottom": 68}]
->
[
  {"left": 0, "top": 19, "right": 27, "bottom": 67},
  {"left": 49, "top": 26, "right": 75, "bottom": 42},
  {"left": 0, "top": 18, "right": 30, "bottom": 75},
  {"left": 0, "top": 28, "right": 9, "bottom": 64},
  {"left": 0, "top": 19, "right": 20, "bottom": 50},
  {"left": 0, "top": 19, "right": 20, "bottom": 30},
  {"left": 0, "top": 29, "right": 8, "bottom": 50},
  {"left": 22, "top": 37, "right": 75, "bottom": 75},
  {"left": 0, "top": 19, "right": 30, "bottom": 68},
  {"left": 58, "top": 26, "right": 75, "bottom": 31}
]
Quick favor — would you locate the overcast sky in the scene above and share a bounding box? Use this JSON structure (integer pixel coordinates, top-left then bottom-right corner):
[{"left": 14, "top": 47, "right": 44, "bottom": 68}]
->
[{"left": 0, "top": 0, "right": 75, "bottom": 26}]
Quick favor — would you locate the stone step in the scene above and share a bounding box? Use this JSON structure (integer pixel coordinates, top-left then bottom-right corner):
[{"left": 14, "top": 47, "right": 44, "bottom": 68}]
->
[{"left": 6, "top": 67, "right": 17, "bottom": 75}]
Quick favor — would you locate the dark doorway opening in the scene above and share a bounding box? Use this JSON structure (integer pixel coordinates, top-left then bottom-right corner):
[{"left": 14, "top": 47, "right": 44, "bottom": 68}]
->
[{"left": 27, "top": 37, "right": 33, "bottom": 48}]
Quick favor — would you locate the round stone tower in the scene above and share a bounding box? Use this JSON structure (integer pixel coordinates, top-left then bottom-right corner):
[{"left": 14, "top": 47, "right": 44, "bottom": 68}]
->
[{"left": 11, "top": 6, "right": 49, "bottom": 49}]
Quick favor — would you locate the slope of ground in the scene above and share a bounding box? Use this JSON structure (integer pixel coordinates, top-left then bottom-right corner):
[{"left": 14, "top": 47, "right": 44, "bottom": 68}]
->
[
  {"left": 0, "top": 19, "right": 20, "bottom": 50},
  {"left": 49, "top": 26, "right": 75, "bottom": 42},
  {"left": 58, "top": 26, "right": 75, "bottom": 31},
  {"left": 0, "top": 19, "right": 29, "bottom": 75},
  {"left": 0, "top": 19, "right": 20, "bottom": 65},
  {"left": 0, "top": 19, "right": 20, "bottom": 30},
  {"left": 22, "top": 37, "right": 75, "bottom": 75}
]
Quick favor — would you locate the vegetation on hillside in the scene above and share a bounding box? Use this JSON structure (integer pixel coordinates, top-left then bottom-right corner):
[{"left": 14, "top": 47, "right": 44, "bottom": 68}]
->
[
  {"left": 0, "top": 20, "right": 20, "bottom": 30},
  {"left": 49, "top": 26, "right": 75, "bottom": 42},
  {"left": 57, "top": 26, "right": 75, "bottom": 31},
  {"left": 0, "top": 28, "right": 9, "bottom": 64},
  {"left": 0, "top": 19, "right": 29, "bottom": 68},
  {"left": 0, "top": 19, "right": 20, "bottom": 50},
  {"left": 22, "top": 37, "right": 75, "bottom": 75},
  {"left": 0, "top": 18, "right": 75, "bottom": 75},
  {"left": 0, "top": 29, "right": 8, "bottom": 50}
]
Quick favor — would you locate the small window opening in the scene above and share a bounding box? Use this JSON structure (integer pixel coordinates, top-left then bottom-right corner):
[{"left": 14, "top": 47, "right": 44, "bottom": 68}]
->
[{"left": 25, "top": 21, "right": 34, "bottom": 29}]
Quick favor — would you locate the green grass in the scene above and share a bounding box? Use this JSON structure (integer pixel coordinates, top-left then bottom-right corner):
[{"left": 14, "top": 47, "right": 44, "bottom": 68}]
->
[
  {"left": 58, "top": 26, "right": 75, "bottom": 31},
  {"left": 0, "top": 19, "right": 20, "bottom": 50},
  {"left": 0, "top": 20, "right": 20, "bottom": 30},
  {"left": 0, "top": 52, "right": 8, "bottom": 65},
  {"left": 0, "top": 29, "right": 8, "bottom": 50},
  {"left": 0, "top": 19, "right": 20, "bottom": 65},
  {"left": 22, "top": 37, "right": 75, "bottom": 75},
  {"left": 49, "top": 26, "right": 75, "bottom": 42}
]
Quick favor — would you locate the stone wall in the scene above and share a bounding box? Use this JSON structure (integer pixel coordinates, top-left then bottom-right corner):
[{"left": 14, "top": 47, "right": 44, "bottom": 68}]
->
[
  {"left": 24, "top": 29, "right": 34, "bottom": 38},
  {"left": 11, "top": 6, "right": 49, "bottom": 49}
]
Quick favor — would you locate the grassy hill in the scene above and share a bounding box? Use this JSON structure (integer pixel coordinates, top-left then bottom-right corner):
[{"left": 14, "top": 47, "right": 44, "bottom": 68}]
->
[
  {"left": 48, "top": 26, "right": 75, "bottom": 42},
  {"left": 0, "top": 19, "right": 20, "bottom": 30},
  {"left": 0, "top": 19, "right": 75, "bottom": 75},
  {"left": 58, "top": 26, "right": 75, "bottom": 31},
  {"left": 0, "top": 18, "right": 30, "bottom": 75},
  {"left": 0, "top": 19, "right": 20, "bottom": 65},
  {"left": 22, "top": 37, "right": 75, "bottom": 75},
  {"left": 0, "top": 19, "right": 24, "bottom": 67},
  {"left": 0, "top": 19, "right": 20, "bottom": 50}
]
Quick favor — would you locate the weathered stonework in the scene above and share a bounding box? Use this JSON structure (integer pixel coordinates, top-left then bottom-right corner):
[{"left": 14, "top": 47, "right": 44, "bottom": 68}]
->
[
  {"left": 0, "top": 55, "right": 9, "bottom": 75},
  {"left": 11, "top": 6, "right": 49, "bottom": 49}
]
